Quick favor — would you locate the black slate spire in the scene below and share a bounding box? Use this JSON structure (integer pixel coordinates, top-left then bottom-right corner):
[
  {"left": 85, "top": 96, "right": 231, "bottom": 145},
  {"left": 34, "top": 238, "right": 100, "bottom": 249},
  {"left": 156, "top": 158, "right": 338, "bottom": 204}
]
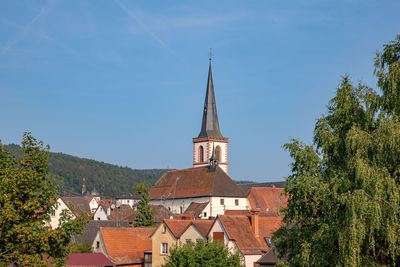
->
[{"left": 198, "top": 60, "right": 224, "bottom": 138}]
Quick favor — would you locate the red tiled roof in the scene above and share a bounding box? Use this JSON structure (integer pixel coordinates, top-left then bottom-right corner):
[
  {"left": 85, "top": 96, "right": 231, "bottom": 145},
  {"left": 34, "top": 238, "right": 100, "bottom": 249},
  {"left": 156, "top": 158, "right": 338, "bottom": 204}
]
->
[
  {"left": 258, "top": 216, "right": 283, "bottom": 247},
  {"left": 66, "top": 253, "right": 114, "bottom": 267},
  {"left": 219, "top": 215, "right": 266, "bottom": 255},
  {"left": 163, "top": 219, "right": 214, "bottom": 239},
  {"left": 192, "top": 220, "right": 214, "bottom": 237},
  {"left": 100, "top": 227, "right": 155, "bottom": 265},
  {"left": 61, "top": 197, "right": 91, "bottom": 216},
  {"left": 184, "top": 202, "right": 209, "bottom": 218},
  {"left": 164, "top": 220, "right": 192, "bottom": 239},
  {"left": 108, "top": 205, "right": 135, "bottom": 222},
  {"left": 224, "top": 210, "right": 251, "bottom": 216},
  {"left": 217, "top": 214, "right": 284, "bottom": 255},
  {"left": 150, "top": 166, "right": 244, "bottom": 199},
  {"left": 247, "top": 187, "right": 288, "bottom": 214}
]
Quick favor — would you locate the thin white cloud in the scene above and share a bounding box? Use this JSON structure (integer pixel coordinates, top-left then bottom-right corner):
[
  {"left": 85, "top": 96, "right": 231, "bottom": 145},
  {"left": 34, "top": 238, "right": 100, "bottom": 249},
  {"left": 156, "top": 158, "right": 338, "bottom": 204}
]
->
[
  {"left": 114, "top": 0, "right": 179, "bottom": 58},
  {"left": 0, "top": 1, "right": 55, "bottom": 56}
]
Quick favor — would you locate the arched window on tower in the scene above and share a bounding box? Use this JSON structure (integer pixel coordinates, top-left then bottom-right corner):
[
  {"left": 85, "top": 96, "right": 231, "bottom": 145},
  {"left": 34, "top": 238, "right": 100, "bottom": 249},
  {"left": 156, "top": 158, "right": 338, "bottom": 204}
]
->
[
  {"left": 199, "top": 145, "right": 204, "bottom": 162},
  {"left": 215, "top": 146, "right": 221, "bottom": 162}
]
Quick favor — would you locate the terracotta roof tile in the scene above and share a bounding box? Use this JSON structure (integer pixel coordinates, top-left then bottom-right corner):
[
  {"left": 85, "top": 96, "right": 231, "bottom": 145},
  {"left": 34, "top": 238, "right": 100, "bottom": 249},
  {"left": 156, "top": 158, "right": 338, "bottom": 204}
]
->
[
  {"left": 247, "top": 187, "right": 288, "bottom": 214},
  {"left": 61, "top": 197, "right": 91, "bottom": 216},
  {"left": 258, "top": 216, "right": 284, "bottom": 247},
  {"left": 66, "top": 253, "right": 114, "bottom": 266},
  {"left": 70, "top": 220, "right": 129, "bottom": 245},
  {"left": 219, "top": 215, "right": 266, "bottom": 255},
  {"left": 164, "top": 220, "right": 192, "bottom": 238},
  {"left": 192, "top": 220, "right": 214, "bottom": 237},
  {"left": 184, "top": 202, "right": 209, "bottom": 218},
  {"left": 150, "top": 166, "right": 244, "bottom": 199},
  {"left": 218, "top": 214, "right": 284, "bottom": 255},
  {"left": 100, "top": 227, "right": 155, "bottom": 265},
  {"left": 224, "top": 210, "right": 251, "bottom": 216}
]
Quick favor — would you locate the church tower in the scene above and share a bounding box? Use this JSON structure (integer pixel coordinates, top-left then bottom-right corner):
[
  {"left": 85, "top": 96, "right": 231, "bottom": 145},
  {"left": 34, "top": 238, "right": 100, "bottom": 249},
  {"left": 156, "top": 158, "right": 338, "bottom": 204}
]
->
[{"left": 193, "top": 59, "right": 229, "bottom": 173}]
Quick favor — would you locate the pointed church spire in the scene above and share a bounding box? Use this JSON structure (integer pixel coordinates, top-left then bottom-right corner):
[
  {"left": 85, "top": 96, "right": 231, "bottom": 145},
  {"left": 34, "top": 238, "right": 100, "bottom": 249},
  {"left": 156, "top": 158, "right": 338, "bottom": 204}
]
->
[{"left": 198, "top": 57, "right": 224, "bottom": 138}]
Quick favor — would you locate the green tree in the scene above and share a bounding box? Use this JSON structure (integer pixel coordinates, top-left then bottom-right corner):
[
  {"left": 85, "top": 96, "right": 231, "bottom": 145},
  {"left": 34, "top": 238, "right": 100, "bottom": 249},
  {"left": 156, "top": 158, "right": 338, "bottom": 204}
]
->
[
  {"left": 274, "top": 36, "right": 400, "bottom": 266},
  {"left": 133, "top": 183, "right": 155, "bottom": 227},
  {"left": 0, "top": 133, "right": 86, "bottom": 266},
  {"left": 164, "top": 240, "right": 242, "bottom": 267}
]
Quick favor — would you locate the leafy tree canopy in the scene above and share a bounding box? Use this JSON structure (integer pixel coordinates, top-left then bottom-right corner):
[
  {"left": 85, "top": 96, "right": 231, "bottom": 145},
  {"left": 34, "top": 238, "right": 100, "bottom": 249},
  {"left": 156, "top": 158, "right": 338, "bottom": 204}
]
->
[
  {"left": 165, "top": 240, "right": 242, "bottom": 267},
  {"left": 274, "top": 35, "right": 400, "bottom": 266},
  {"left": 4, "top": 144, "right": 166, "bottom": 197},
  {"left": 133, "top": 183, "right": 155, "bottom": 227},
  {"left": 0, "top": 133, "right": 86, "bottom": 266}
]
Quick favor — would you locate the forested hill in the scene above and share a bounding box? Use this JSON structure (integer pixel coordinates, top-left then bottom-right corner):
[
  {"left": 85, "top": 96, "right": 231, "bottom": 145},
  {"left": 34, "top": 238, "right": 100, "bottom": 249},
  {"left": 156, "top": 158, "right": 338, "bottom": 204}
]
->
[{"left": 4, "top": 144, "right": 167, "bottom": 197}]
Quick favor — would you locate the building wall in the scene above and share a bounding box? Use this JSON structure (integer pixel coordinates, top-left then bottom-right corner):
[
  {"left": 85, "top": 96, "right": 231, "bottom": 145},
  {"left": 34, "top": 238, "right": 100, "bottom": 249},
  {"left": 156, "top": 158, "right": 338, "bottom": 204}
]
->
[
  {"left": 244, "top": 255, "right": 263, "bottom": 267},
  {"left": 151, "top": 196, "right": 248, "bottom": 217},
  {"left": 193, "top": 140, "right": 228, "bottom": 173},
  {"left": 151, "top": 224, "right": 178, "bottom": 267},
  {"left": 209, "top": 218, "right": 260, "bottom": 267},
  {"left": 93, "top": 206, "right": 108, "bottom": 221},
  {"left": 48, "top": 198, "right": 76, "bottom": 229},
  {"left": 88, "top": 197, "right": 99, "bottom": 213},
  {"left": 180, "top": 225, "right": 206, "bottom": 243},
  {"left": 116, "top": 198, "right": 139, "bottom": 208}
]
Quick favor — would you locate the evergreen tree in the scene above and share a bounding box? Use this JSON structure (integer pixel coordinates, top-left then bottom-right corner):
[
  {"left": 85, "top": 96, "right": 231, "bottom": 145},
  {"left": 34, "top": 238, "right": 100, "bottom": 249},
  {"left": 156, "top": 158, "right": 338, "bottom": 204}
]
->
[
  {"left": 0, "top": 133, "right": 86, "bottom": 266},
  {"left": 165, "top": 240, "right": 242, "bottom": 267},
  {"left": 274, "top": 36, "right": 400, "bottom": 266},
  {"left": 133, "top": 183, "right": 155, "bottom": 227}
]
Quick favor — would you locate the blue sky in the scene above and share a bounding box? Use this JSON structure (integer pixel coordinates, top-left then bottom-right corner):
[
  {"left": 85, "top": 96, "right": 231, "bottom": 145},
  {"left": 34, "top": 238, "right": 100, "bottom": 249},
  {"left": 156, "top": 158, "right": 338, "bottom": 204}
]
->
[{"left": 1, "top": 0, "right": 399, "bottom": 182}]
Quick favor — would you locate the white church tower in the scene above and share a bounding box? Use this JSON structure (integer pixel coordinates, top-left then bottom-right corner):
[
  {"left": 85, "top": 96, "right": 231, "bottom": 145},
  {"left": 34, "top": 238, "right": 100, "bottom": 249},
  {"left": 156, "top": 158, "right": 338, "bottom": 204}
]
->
[{"left": 193, "top": 59, "right": 229, "bottom": 174}]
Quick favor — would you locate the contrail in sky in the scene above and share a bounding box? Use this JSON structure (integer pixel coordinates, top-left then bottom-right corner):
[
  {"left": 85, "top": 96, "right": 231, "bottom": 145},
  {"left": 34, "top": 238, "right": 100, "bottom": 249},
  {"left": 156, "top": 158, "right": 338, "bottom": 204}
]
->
[
  {"left": 0, "top": 1, "right": 54, "bottom": 56},
  {"left": 114, "top": 0, "right": 179, "bottom": 58}
]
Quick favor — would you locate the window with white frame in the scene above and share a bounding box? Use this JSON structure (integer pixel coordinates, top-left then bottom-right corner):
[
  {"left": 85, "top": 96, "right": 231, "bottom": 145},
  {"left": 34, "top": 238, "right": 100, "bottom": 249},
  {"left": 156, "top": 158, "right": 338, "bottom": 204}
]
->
[{"left": 161, "top": 243, "right": 169, "bottom": 254}]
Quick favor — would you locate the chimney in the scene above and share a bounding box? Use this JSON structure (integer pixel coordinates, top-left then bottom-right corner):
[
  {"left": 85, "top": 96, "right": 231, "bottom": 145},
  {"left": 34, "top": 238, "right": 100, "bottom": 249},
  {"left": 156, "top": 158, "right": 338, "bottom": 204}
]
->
[{"left": 250, "top": 208, "right": 260, "bottom": 238}]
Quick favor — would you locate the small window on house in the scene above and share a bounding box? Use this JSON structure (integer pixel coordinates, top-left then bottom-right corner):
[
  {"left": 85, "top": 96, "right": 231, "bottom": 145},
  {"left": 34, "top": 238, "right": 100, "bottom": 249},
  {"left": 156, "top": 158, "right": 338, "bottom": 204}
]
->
[
  {"left": 213, "top": 232, "right": 224, "bottom": 242},
  {"left": 96, "top": 241, "right": 100, "bottom": 249},
  {"left": 161, "top": 243, "right": 169, "bottom": 254},
  {"left": 235, "top": 199, "right": 239, "bottom": 206},
  {"left": 196, "top": 238, "right": 203, "bottom": 243},
  {"left": 186, "top": 239, "right": 192, "bottom": 244},
  {"left": 162, "top": 225, "right": 167, "bottom": 234},
  {"left": 180, "top": 206, "right": 183, "bottom": 214},
  {"left": 144, "top": 252, "right": 152, "bottom": 267},
  {"left": 220, "top": 199, "right": 224, "bottom": 205},
  {"left": 97, "top": 217, "right": 100, "bottom": 220},
  {"left": 203, "top": 212, "right": 207, "bottom": 217},
  {"left": 168, "top": 207, "right": 171, "bottom": 211}
]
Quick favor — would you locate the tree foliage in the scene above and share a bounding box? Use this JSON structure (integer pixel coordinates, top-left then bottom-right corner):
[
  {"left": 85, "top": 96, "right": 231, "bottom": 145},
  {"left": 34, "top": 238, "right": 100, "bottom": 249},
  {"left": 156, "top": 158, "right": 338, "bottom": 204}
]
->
[
  {"left": 274, "top": 35, "right": 400, "bottom": 266},
  {"left": 0, "top": 133, "right": 86, "bottom": 266},
  {"left": 133, "top": 183, "right": 155, "bottom": 227},
  {"left": 4, "top": 144, "right": 166, "bottom": 197},
  {"left": 164, "top": 240, "right": 242, "bottom": 267}
]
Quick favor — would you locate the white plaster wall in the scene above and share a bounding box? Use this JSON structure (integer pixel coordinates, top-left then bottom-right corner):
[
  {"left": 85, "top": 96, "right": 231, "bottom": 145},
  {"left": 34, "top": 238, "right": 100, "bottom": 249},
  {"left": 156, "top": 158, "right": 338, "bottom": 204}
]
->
[
  {"left": 151, "top": 197, "right": 209, "bottom": 215},
  {"left": 92, "top": 231, "right": 102, "bottom": 252},
  {"left": 151, "top": 196, "right": 248, "bottom": 217},
  {"left": 244, "top": 255, "right": 262, "bottom": 267},
  {"left": 88, "top": 198, "right": 99, "bottom": 213},
  {"left": 94, "top": 207, "right": 108, "bottom": 221},
  {"left": 193, "top": 141, "right": 228, "bottom": 173},
  {"left": 116, "top": 199, "right": 139, "bottom": 208},
  {"left": 211, "top": 197, "right": 249, "bottom": 216},
  {"left": 180, "top": 225, "right": 205, "bottom": 243},
  {"left": 48, "top": 198, "right": 76, "bottom": 229}
]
